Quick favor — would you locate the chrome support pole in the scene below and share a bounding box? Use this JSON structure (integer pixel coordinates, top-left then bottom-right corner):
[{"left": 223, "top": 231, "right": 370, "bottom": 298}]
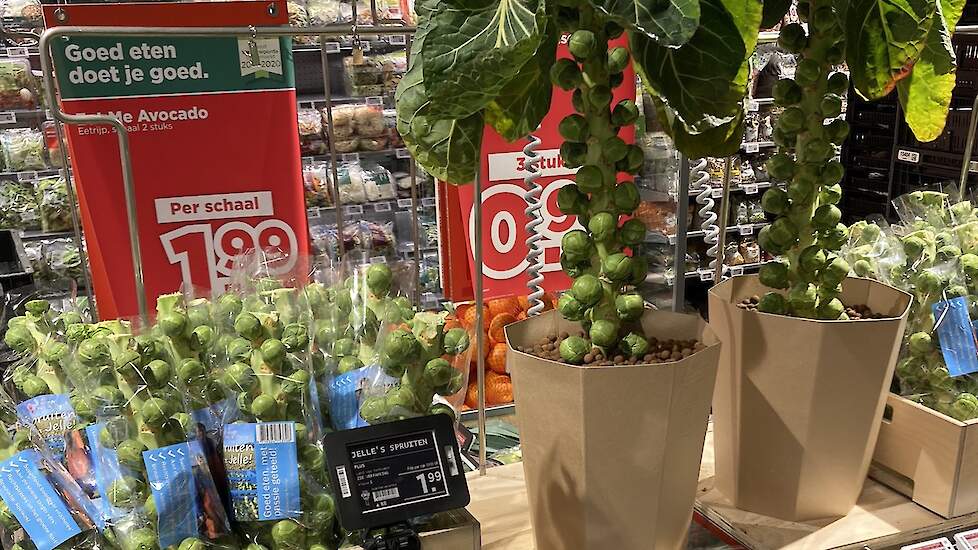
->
[{"left": 473, "top": 166, "right": 487, "bottom": 476}]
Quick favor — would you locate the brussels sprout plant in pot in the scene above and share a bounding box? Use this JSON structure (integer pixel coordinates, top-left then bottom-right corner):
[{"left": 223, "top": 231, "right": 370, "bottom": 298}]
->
[
  {"left": 707, "top": 0, "right": 961, "bottom": 521},
  {"left": 396, "top": 0, "right": 765, "bottom": 545}
]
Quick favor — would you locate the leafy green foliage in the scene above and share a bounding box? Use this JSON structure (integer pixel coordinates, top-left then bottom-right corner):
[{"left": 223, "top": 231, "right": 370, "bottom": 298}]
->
[{"left": 592, "top": 0, "right": 701, "bottom": 46}]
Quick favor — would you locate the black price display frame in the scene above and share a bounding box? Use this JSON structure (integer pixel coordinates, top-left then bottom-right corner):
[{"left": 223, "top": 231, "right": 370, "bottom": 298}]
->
[{"left": 324, "top": 414, "right": 470, "bottom": 530}]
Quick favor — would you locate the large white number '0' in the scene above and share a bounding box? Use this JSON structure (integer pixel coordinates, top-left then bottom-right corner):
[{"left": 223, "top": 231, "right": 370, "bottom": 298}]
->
[{"left": 468, "top": 179, "right": 583, "bottom": 280}]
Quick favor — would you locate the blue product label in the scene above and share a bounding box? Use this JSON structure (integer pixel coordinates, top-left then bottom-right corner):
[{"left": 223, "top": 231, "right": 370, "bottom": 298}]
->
[
  {"left": 328, "top": 365, "right": 398, "bottom": 430},
  {"left": 192, "top": 397, "right": 239, "bottom": 436},
  {"left": 933, "top": 296, "right": 978, "bottom": 376},
  {"left": 16, "top": 394, "right": 76, "bottom": 460},
  {"left": 143, "top": 442, "right": 203, "bottom": 548},
  {"left": 0, "top": 450, "right": 82, "bottom": 550},
  {"left": 223, "top": 422, "right": 300, "bottom": 521}
]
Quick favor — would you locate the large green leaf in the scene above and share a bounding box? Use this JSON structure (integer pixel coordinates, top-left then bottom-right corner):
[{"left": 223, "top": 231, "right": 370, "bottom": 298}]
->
[
  {"left": 939, "top": 0, "right": 966, "bottom": 32},
  {"left": 897, "top": 0, "right": 957, "bottom": 141},
  {"left": 760, "top": 0, "right": 791, "bottom": 28},
  {"left": 420, "top": 0, "right": 544, "bottom": 120},
  {"left": 484, "top": 22, "right": 558, "bottom": 141},
  {"left": 591, "top": 0, "right": 700, "bottom": 46},
  {"left": 846, "top": 0, "right": 937, "bottom": 100},
  {"left": 630, "top": 0, "right": 759, "bottom": 134},
  {"left": 652, "top": 96, "right": 745, "bottom": 158},
  {"left": 396, "top": 9, "right": 483, "bottom": 184}
]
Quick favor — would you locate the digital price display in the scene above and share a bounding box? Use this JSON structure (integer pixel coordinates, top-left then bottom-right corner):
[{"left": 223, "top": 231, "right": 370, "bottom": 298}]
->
[{"left": 325, "top": 414, "right": 470, "bottom": 530}]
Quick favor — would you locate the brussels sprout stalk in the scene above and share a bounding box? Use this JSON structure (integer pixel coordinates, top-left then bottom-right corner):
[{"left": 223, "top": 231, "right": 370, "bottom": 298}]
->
[
  {"left": 756, "top": 1, "right": 850, "bottom": 319},
  {"left": 552, "top": 7, "right": 650, "bottom": 363}
]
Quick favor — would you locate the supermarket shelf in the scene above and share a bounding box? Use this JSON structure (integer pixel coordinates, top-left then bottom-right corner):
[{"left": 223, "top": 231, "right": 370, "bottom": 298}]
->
[
  {"left": 302, "top": 148, "right": 411, "bottom": 163},
  {"left": 295, "top": 92, "right": 393, "bottom": 108},
  {"left": 741, "top": 140, "right": 776, "bottom": 152},
  {"left": 307, "top": 196, "right": 435, "bottom": 220},
  {"left": 291, "top": 36, "right": 409, "bottom": 54},
  {"left": 0, "top": 169, "right": 63, "bottom": 181},
  {"left": 20, "top": 230, "right": 75, "bottom": 242},
  {"left": 684, "top": 260, "right": 772, "bottom": 280},
  {"left": 689, "top": 180, "right": 777, "bottom": 198},
  {"left": 460, "top": 403, "right": 515, "bottom": 421},
  {"left": 648, "top": 221, "right": 768, "bottom": 245}
]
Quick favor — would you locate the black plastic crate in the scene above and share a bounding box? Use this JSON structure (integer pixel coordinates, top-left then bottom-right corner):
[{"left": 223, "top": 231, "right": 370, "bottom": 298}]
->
[
  {"left": 841, "top": 187, "right": 890, "bottom": 223},
  {"left": 0, "top": 231, "right": 32, "bottom": 293}
]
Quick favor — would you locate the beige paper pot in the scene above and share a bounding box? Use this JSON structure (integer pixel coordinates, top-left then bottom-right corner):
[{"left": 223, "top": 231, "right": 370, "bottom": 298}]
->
[
  {"left": 505, "top": 309, "right": 720, "bottom": 550},
  {"left": 708, "top": 274, "right": 912, "bottom": 521}
]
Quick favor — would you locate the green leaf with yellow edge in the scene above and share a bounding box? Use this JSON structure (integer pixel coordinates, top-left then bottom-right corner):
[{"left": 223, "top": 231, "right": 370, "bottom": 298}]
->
[
  {"left": 590, "top": 0, "right": 700, "bottom": 46},
  {"left": 897, "top": 0, "right": 959, "bottom": 142},
  {"left": 484, "top": 21, "right": 558, "bottom": 141},
  {"left": 396, "top": 7, "right": 483, "bottom": 184},
  {"left": 846, "top": 0, "right": 937, "bottom": 100},
  {"left": 651, "top": 96, "right": 746, "bottom": 158}
]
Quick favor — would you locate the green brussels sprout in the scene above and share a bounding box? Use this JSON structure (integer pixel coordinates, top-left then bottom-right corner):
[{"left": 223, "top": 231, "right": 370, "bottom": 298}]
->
[
  {"left": 938, "top": 245, "right": 962, "bottom": 261},
  {"left": 819, "top": 256, "right": 851, "bottom": 287},
  {"left": 65, "top": 323, "right": 90, "bottom": 344},
  {"left": 271, "top": 520, "right": 304, "bottom": 549},
  {"left": 24, "top": 299, "right": 50, "bottom": 316},
  {"left": 78, "top": 338, "right": 111, "bottom": 367},
  {"left": 575, "top": 165, "right": 604, "bottom": 193},
  {"left": 21, "top": 375, "right": 48, "bottom": 398},
  {"left": 778, "top": 22, "right": 807, "bottom": 52},
  {"left": 559, "top": 336, "right": 589, "bottom": 364},
  {"left": 561, "top": 254, "right": 588, "bottom": 278},
  {"left": 619, "top": 145, "right": 645, "bottom": 173},
  {"left": 234, "top": 312, "right": 262, "bottom": 340},
  {"left": 962, "top": 254, "right": 978, "bottom": 279},
  {"left": 798, "top": 246, "right": 828, "bottom": 274},
  {"left": 788, "top": 283, "right": 818, "bottom": 312},
  {"left": 367, "top": 263, "right": 394, "bottom": 296},
  {"left": 794, "top": 58, "right": 822, "bottom": 86},
  {"left": 778, "top": 107, "right": 804, "bottom": 133},
  {"left": 251, "top": 394, "right": 277, "bottom": 419},
  {"left": 607, "top": 46, "right": 629, "bottom": 73},
  {"left": 385, "top": 329, "right": 421, "bottom": 362},
  {"left": 189, "top": 325, "right": 214, "bottom": 352},
  {"left": 769, "top": 217, "right": 799, "bottom": 248},
  {"left": 558, "top": 114, "right": 589, "bottom": 142},
  {"left": 158, "top": 311, "right": 187, "bottom": 338},
  {"left": 116, "top": 439, "right": 147, "bottom": 470},
  {"left": 568, "top": 30, "right": 597, "bottom": 60},
  {"left": 589, "top": 85, "right": 613, "bottom": 108},
  {"left": 819, "top": 183, "right": 842, "bottom": 205},
  {"left": 588, "top": 212, "right": 617, "bottom": 243},
  {"left": 281, "top": 370, "right": 311, "bottom": 396},
  {"left": 766, "top": 153, "right": 795, "bottom": 181},
  {"left": 818, "top": 224, "right": 848, "bottom": 250},
  {"left": 602, "top": 253, "right": 634, "bottom": 282},
  {"left": 758, "top": 261, "right": 790, "bottom": 289},
  {"left": 615, "top": 293, "right": 645, "bottom": 321},
  {"left": 424, "top": 358, "right": 455, "bottom": 387},
  {"left": 3, "top": 325, "right": 33, "bottom": 354},
  {"left": 816, "top": 298, "right": 845, "bottom": 320},
  {"left": 144, "top": 359, "right": 172, "bottom": 388},
  {"left": 142, "top": 397, "right": 171, "bottom": 428},
  {"left": 620, "top": 332, "right": 649, "bottom": 358},
  {"left": 827, "top": 71, "right": 849, "bottom": 95},
  {"left": 618, "top": 218, "right": 646, "bottom": 246},
  {"left": 571, "top": 88, "right": 586, "bottom": 113},
  {"left": 443, "top": 327, "right": 470, "bottom": 355},
  {"left": 332, "top": 337, "right": 355, "bottom": 357},
  {"left": 429, "top": 403, "right": 457, "bottom": 421},
  {"left": 337, "top": 355, "right": 364, "bottom": 374},
  {"left": 550, "top": 58, "right": 582, "bottom": 90},
  {"left": 557, "top": 184, "right": 588, "bottom": 215},
  {"left": 773, "top": 78, "right": 802, "bottom": 106},
  {"left": 812, "top": 204, "right": 842, "bottom": 230},
  {"left": 611, "top": 100, "right": 639, "bottom": 127},
  {"left": 38, "top": 340, "right": 67, "bottom": 365},
  {"left": 261, "top": 339, "right": 286, "bottom": 368},
  {"left": 589, "top": 320, "right": 618, "bottom": 348},
  {"left": 602, "top": 136, "right": 629, "bottom": 163},
  {"left": 917, "top": 270, "right": 944, "bottom": 294},
  {"left": 360, "top": 396, "right": 390, "bottom": 422},
  {"left": 951, "top": 393, "right": 978, "bottom": 421},
  {"left": 127, "top": 527, "right": 159, "bottom": 550},
  {"left": 570, "top": 274, "right": 603, "bottom": 306},
  {"left": 282, "top": 323, "right": 309, "bottom": 352},
  {"left": 853, "top": 259, "right": 874, "bottom": 277},
  {"left": 558, "top": 293, "right": 588, "bottom": 321},
  {"left": 761, "top": 187, "right": 790, "bottom": 215},
  {"left": 909, "top": 332, "right": 933, "bottom": 355},
  {"left": 387, "top": 385, "right": 420, "bottom": 411},
  {"left": 178, "top": 538, "right": 206, "bottom": 550},
  {"left": 560, "top": 141, "right": 588, "bottom": 169},
  {"left": 820, "top": 94, "right": 843, "bottom": 118},
  {"left": 803, "top": 138, "right": 834, "bottom": 161},
  {"left": 227, "top": 337, "right": 252, "bottom": 362},
  {"left": 108, "top": 476, "right": 147, "bottom": 508},
  {"left": 94, "top": 385, "right": 125, "bottom": 408},
  {"left": 300, "top": 445, "right": 325, "bottom": 472},
  {"left": 612, "top": 182, "right": 640, "bottom": 213},
  {"left": 826, "top": 119, "right": 850, "bottom": 144},
  {"left": 629, "top": 255, "right": 650, "bottom": 286},
  {"left": 758, "top": 225, "right": 789, "bottom": 255}
]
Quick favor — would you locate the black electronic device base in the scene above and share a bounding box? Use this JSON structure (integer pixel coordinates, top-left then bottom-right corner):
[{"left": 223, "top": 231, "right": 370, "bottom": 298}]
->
[{"left": 362, "top": 522, "right": 422, "bottom": 550}]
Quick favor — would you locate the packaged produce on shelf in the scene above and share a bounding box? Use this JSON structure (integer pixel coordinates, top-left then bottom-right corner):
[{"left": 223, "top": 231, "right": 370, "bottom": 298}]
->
[
  {"left": 305, "top": 0, "right": 353, "bottom": 25},
  {"left": 325, "top": 104, "right": 387, "bottom": 153},
  {"left": 0, "top": 0, "right": 41, "bottom": 23},
  {"left": 43, "top": 121, "right": 64, "bottom": 168},
  {"left": 343, "top": 56, "right": 386, "bottom": 97},
  {"left": 0, "top": 178, "right": 38, "bottom": 230},
  {"left": 297, "top": 108, "right": 327, "bottom": 156},
  {"left": 740, "top": 238, "right": 761, "bottom": 264},
  {"left": 385, "top": 108, "right": 403, "bottom": 148},
  {"left": 310, "top": 220, "right": 397, "bottom": 259},
  {"left": 1, "top": 128, "right": 47, "bottom": 172},
  {"left": 286, "top": 0, "right": 314, "bottom": 44},
  {"left": 0, "top": 57, "right": 38, "bottom": 110},
  {"left": 633, "top": 199, "right": 678, "bottom": 235},
  {"left": 26, "top": 238, "right": 84, "bottom": 290},
  {"left": 842, "top": 189, "right": 978, "bottom": 421},
  {"left": 36, "top": 176, "right": 72, "bottom": 233},
  {"left": 336, "top": 160, "right": 395, "bottom": 203},
  {"left": 419, "top": 253, "right": 439, "bottom": 294},
  {"left": 302, "top": 161, "right": 332, "bottom": 208},
  {"left": 637, "top": 133, "right": 678, "bottom": 193},
  {"left": 64, "top": 316, "right": 238, "bottom": 550},
  {"left": 0, "top": 385, "right": 105, "bottom": 550}
]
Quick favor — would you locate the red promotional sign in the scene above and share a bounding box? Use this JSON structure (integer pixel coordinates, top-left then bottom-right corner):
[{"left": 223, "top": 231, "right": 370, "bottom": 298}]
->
[
  {"left": 442, "top": 38, "right": 636, "bottom": 301},
  {"left": 45, "top": 2, "right": 308, "bottom": 319}
]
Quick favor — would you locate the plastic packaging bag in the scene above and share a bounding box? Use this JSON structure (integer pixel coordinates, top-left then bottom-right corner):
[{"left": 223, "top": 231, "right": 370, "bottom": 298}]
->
[
  {"left": 298, "top": 109, "right": 327, "bottom": 157},
  {"left": 1, "top": 129, "right": 46, "bottom": 172},
  {"left": 302, "top": 162, "right": 332, "bottom": 208},
  {"left": 36, "top": 176, "right": 72, "bottom": 233},
  {"left": 0, "top": 179, "right": 38, "bottom": 230},
  {"left": 0, "top": 58, "right": 37, "bottom": 110}
]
